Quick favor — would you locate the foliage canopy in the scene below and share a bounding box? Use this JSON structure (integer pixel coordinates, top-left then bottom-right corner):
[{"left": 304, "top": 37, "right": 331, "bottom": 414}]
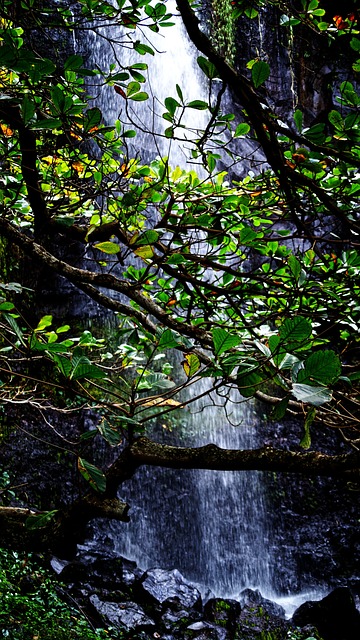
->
[{"left": 0, "top": 0, "right": 359, "bottom": 501}]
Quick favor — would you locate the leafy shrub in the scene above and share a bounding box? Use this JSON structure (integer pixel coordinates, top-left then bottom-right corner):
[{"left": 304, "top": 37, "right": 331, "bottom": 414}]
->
[{"left": 0, "top": 548, "right": 120, "bottom": 639}]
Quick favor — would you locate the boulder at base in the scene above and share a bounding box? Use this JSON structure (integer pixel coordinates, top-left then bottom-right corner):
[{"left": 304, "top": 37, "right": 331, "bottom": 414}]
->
[{"left": 292, "top": 587, "right": 360, "bottom": 640}]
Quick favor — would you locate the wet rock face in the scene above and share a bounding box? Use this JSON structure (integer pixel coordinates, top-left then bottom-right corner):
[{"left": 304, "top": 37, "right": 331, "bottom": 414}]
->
[
  {"left": 292, "top": 587, "right": 360, "bottom": 640},
  {"left": 90, "top": 595, "right": 156, "bottom": 632},
  {"left": 54, "top": 546, "right": 360, "bottom": 639},
  {"left": 136, "top": 568, "right": 202, "bottom": 611}
]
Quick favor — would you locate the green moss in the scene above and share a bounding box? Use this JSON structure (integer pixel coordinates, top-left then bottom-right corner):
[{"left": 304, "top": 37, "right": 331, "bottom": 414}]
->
[
  {"left": 210, "top": 0, "right": 236, "bottom": 63},
  {"left": 215, "top": 599, "right": 231, "bottom": 611}
]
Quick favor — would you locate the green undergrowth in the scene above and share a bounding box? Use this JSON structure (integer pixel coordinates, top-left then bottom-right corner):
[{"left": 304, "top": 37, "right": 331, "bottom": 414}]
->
[{"left": 0, "top": 548, "right": 127, "bottom": 640}]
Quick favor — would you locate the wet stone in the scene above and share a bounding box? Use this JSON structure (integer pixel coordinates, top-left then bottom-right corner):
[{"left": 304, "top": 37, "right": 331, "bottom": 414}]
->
[
  {"left": 90, "top": 594, "right": 156, "bottom": 631},
  {"left": 137, "top": 568, "right": 202, "bottom": 610},
  {"left": 204, "top": 597, "right": 241, "bottom": 633},
  {"left": 292, "top": 586, "right": 360, "bottom": 640},
  {"left": 187, "top": 621, "right": 229, "bottom": 640},
  {"left": 238, "top": 588, "right": 285, "bottom": 619}
]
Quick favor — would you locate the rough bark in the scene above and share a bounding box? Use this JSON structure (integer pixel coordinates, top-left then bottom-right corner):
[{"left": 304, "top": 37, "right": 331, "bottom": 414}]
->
[
  {"left": 105, "top": 437, "right": 360, "bottom": 499},
  {"left": 2, "top": 435, "right": 359, "bottom": 553},
  {"left": 0, "top": 496, "right": 129, "bottom": 553}
]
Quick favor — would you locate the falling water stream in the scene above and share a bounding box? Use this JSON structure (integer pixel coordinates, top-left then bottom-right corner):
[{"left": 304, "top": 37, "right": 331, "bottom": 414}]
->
[
  {"left": 113, "top": 381, "right": 275, "bottom": 599},
  {"left": 83, "top": 0, "right": 208, "bottom": 167},
  {"left": 80, "top": 3, "right": 329, "bottom": 612}
]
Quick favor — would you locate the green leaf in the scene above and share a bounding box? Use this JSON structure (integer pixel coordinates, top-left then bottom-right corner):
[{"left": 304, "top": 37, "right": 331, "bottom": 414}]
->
[
  {"left": 165, "top": 96, "right": 180, "bottom": 116},
  {"left": 304, "top": 122, "right": 326, "bottom": 143},
  {"left": 165, "top": 253, "right": 187, "bottom": 265},
  {"left": 294, "top": 109, "right": 303, "bottom": 132},
  {"left": 176, "top": 84, "right": 184, "bottom": 102},
  {"left": 328, "top": 110, "right": 343, "bottom": 131},
  {"left": 245, "top": 6, "right": 258, "bottom": 18},
  {"left": 288, "top": 255, "right": 301, "bottom": 280},
  {"left": 137, "top": 372, "right": 175, "bottom": 391},
  {"left": 31, "top": 118, "right": 62, "bottom": 130},
  {"left": 50, "top": 85, "right": 66, "bottom": 111},
  {"left": 0, "top": 302, "right": 15, "bottom": 311},
  {"left": 71, "top": 361, "right": 106, "bottom": 381},
  {"left": 300, "top": 406, "right": 316, "bottom": 449},
  {"left": 292, "top": 383, "right": 332, "bottom": 406},
  {"left": 279, "top": 317, "right": 312, "bottom": 345},
  {"left": 132, "top": 230, "right": 159, "bottom": 246},
  {"left": 270, "top": 396, "right": 289, "bottom": 420},
  {"left": 70, "top": 353, "right": 106, "bottom": 380},
  {"left": 251, "top": 60, "right": 270, "bottom": 88},
  {"left": 182, "top": 353, "right": 200, "bottom": 377},
  {"left": 234, "top": 122, "right": 250, "bottom": 137},
  {"left": 240, "top": 225, "right": 258, "bottom": 244},
  {"left": 212, "top": 328, "right": 241, "bottom": 357},
  {"left": 64, "top": 54, "right": 84, "bottom": 70},
  {"left": 297, "top": 350, "right": 341, "bottom": 385},
  {"left": 158, "top": 328, "right": 180, "bottom": 350},
  {"left": 348, "top": 370, "right": 360, "bottom": 382},
  {"left": 133, "top": 42, "right": 154, "bottom": 56},
  {"left": 129, "top": 69, "right": 146, "bottom": 83},
  {"left": 237, "top": 368, "right": 264, "bottom": 397},
  {"left": 21, "top": 95, "right": 35, "bottom": 125},
  {"left": 83, "top": 107, "right": 102, "bottom": 132},
  {"left": 78, "top": 458, "right": 106, "bottom": 493},
  {"left": 187, "top": 100, "right": 208, "bottom": 110},
  {"left": 123, "top": 129, "right": 136, "bottom": 138},
  {"left": 52, "top": 354, "right": 72, "bottom": 377},
  {"left": 25, "top": 510, "right": 58, "bottom": 530},
  {"left": 197, "top": 56, "right": 219, "bottom": 80},
  {"left": 130, "top": 63, "right": 148, "bottom": 70},
  {"left": 350, "top": 38, "right": 360, "bottom": 53},
  {"left": 129, "top": 92, "right": 149, "bottom": 102},
  {"left": 3, "top": 313, "right": 25, "bottom": 345},
  {"left": 94, "top": 241, "right": 121, "bottom": 254},
  {"left": 35, "top": 315, "right": 53, "bottom": 332},
  {"left": 97, "top": 420, "right": 122, "bottom": 446}
]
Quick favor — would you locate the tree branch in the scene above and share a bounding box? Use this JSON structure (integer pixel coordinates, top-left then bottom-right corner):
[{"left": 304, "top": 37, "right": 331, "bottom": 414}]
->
[
  {"left": 0, "top": 103, "right": 50, "bottom": 237},
  {"left": 0, "top": 218, "right": 212, "bottom": 347},
  {"left": 105, "top": 437, "right": 360, "bottom": 493}
]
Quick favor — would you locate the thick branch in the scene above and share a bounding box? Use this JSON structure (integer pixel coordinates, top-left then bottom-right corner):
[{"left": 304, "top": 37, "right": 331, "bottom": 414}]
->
[
  {"left": 176, "top": 0, "right": 348, "bottom": 224},
  {"left": 0, "top": 103, "right": 49, "bottom": 237},
  {"left": 105, "top": 437, "right": 360, "bottom": 491},
  {"left": 0, "top": 496, "right": 129, "bottom": 552},
  {"left": 0, "top": 218, "right": 212, "bottom": 347}
]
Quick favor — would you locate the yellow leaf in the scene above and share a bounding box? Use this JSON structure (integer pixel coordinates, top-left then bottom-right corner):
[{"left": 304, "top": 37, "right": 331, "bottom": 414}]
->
[
  {"left": 182, "top": 353, "right": 200, "bottom": 377},
  {"left": 0, "top": 123, "right": 13, "bottom": 137},
  {"left": 134, "top": 245, "right": 154, "bottom": 260},
  {"left": 41, "top": 155, "right": 60, "bottom": 165},
  {"left": 72, "top": 161, "right": 84, "bottom": 173},
  {"left": 140, "top": 397, "right": 182, "bottom": 408}
]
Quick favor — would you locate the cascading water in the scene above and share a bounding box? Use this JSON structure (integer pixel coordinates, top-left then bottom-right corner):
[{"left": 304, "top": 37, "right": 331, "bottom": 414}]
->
[
  {"left": 78, "top": 0, "right": 285, "bottom": 602},
  {"left": 78, "top": 1, "right": 331, "bottom": 610},
  {"left": 111, "top": 380, "right": 275, "bottom": 600},
  {"left": 81, "top": 0, "right": 208, "bottom": 168}
]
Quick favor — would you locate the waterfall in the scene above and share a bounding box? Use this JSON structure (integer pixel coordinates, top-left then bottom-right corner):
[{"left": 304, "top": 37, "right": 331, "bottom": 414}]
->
[
  {"left": 79, "top": 0, "right": 278, "bottom": 601},
  {"left": 82, "top": 0, "right": 208, "bottom": 168},
  {"left": 77, "top": 1, "right": 333, "bottom": 608},
  {"left": 111, "top": 380, "right": 275, "bottom": 600}
]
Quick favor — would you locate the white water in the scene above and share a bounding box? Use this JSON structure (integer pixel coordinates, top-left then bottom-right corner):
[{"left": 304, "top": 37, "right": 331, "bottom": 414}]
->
[
  {"left": 80, "top": 2, "right": 327, "bottom": 611},
  {"left": 84, "top": 0, "right": 208, "bottom": 168},
  {"left": 82, "top": 0, "right": 277, "bottom": 601},
  {"left": 105, "top": 378, "right": 276, "bottom": 601}
]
